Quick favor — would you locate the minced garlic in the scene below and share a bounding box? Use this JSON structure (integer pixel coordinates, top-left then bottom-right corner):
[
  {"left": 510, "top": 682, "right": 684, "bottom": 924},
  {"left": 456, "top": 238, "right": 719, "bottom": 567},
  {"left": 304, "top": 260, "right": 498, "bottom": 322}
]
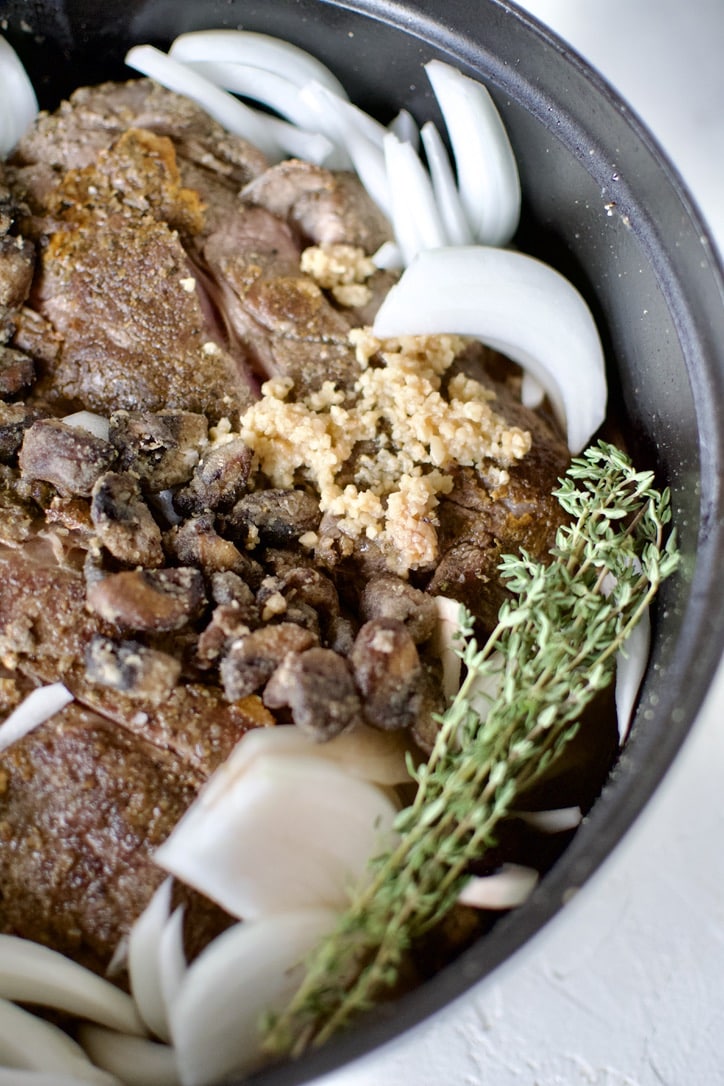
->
[
  {"left": 301, "top": 244, "right": 376, "bottom": 308},
  {"left": 237, "top": 330, "right": 531, "bottom": 574}
]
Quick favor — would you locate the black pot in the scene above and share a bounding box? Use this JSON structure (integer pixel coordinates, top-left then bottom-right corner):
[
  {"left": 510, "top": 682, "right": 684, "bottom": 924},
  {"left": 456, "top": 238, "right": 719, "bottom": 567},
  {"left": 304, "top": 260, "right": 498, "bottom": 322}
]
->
[{"left": 2, "top": 1, "right": 723, "bottom": 1083}]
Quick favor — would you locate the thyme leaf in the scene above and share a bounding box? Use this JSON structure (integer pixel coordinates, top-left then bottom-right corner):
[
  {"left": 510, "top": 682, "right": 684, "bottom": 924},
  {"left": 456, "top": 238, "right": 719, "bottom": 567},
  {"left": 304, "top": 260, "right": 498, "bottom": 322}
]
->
[{"left": 262, "top": 441, "right": 679, "bottom": 1057}]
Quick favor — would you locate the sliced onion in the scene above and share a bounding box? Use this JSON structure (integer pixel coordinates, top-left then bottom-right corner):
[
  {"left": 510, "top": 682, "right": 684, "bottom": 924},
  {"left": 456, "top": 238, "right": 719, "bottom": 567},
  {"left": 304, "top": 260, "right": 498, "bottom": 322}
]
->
[
  {"left": 0, "top": 998, "right": 118, "bottom": 1084},
  {"left": 62, "top": 411, "right": 110, "bottom": 441},
  {"left": 372, "top": 245, "right": 607, "bottom": 453},
  {"left": 383, "top": 132, "right": 448, "bottom": 264},
  {"left": 372, "top": 240, "right": 403, "bottom": 271},
  {"left": 425, "top": 59, "right": 521, "bottom": 246},
  {"left": 180, "top": 60, "right": 325, "bottom": 131},
  {"left": 169, "top": 30, "right": 349, "bottom": 100},
  {"left": 430, "top": 596, "right": 464, "bottom": 701},
  {"left": 0, "top": 36, "right": 38, "bottom": 156},
  {"left": 0, "top": 935, "right": 145, "bottom": 1035},
  {"left": 457, "top": 864, "right": 538, "bottom": 910},
  {"left": 128, "top": 877, "right": 174, "bottom": 1042},
  {"left": 155, "top": 753, "right": 399, "bottom": 919},
  {"left": 79, "top": 1027, "right": 180, "bottom": 1086},
  {"left": 158, "top": 907, "right": 187, "bottom": 1027},
  {"left": 249, "top": 114, "right": 335, "bottom": 166},
  {"left": 420, "top": 121, "right": 473, "bottom": 247},
  {"left": 616, "top": 604, "right": 651, "bottom": 744},
  {"left": 515, "top": 806, "right": 583, "bottom": 833},
  {"left": 521, "top": 372, "right": 545, "bottom": 410},
  {"left": 0, "top": 683, "right": 73, "bottom": 753},
  {"left": 170, "top": 909, "right": 337, "bottom": 1086},
  {"left": 388, "top": 108, "right": 419, "bottom": 149},
  {"left": 205, "top": 721, "right": 410, "bottom": 786},
  {"left": 124, "top": 45, "right": 284, "bottom": 161}
]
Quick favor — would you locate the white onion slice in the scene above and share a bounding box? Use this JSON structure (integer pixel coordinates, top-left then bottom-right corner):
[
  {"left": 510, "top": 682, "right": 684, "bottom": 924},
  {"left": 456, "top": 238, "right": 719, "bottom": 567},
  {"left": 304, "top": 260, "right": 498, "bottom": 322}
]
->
[
  {"left": 79, "top": 1027, "right": 180, "bottom": 1086},
  {"left": 430, "top": 596, "right": 464, "bottom": 701},
  {"left": 389, "top": 108, "right": 419, "bottom": 149},
  {"left": 0, "top": 998, "right": 118, "bottom": 1084},
  {"left": 420, "top": 121, "right": 473, "bottom": 247},
  {"left": 170, "top": 909, "right": 337, "bottom": 1086},
  {"left": 383, "top": 132, "right": 448, "bottom": 264},
  {"left": 615, "top": 604, "right": 651, "bottom": 743},
  {"left": 181, "top": 60, "right": 325, "bottom": 132},
  {"left": 457, "top": 864, "right": 539, "bottom": 910},
  {"left": 515, "top": 806, "right": 583, "bottom": 833},
  {"left": 521, "top": 372, "right": 545, "bottom": 409},
  {"left": 155, "top": 753, "right": 399, "bottom": 919},
  {"left": 128, "top": 878, "right": 174, "bottom": 1042},
  {"left": 169, "top": 30, "right": 349, "bottom": 100},
  {"left": 206, "top": 721, "right": 410, "bottom": 786},
  {"left": 158, "top": 907, "right": 187, "bottom": 1027},
  {"left": 0, "top": 683, "right": 73, "bottom": 753},
  {"left": 62, "top": 411, "right": 110, "bottom": 441},
  {"left": 372, "top": 240, "right": 404, "bottom": 271},
  {"left": 0, "top": 935, "right": 145, "bottom": 1035},
  {"left": 0, "top": 36, "right": 38, "bottom": 156},
  {"left": 124, "top": 45, "right": 283, "bottom": 161},
  {"left": 425, "top": 59, "right": 521, "bottom": 246},
  {"left": 250, "top": 114, "right": 335, "bottom": 166},
  {"left": 372, "top": 245, "right": 607, "bottom": 453}
]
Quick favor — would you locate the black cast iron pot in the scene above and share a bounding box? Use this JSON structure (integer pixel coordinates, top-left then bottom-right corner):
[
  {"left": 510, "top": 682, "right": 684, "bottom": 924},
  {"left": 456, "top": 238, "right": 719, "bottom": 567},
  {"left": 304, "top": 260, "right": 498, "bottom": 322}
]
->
[{"left": 2, "top": 1, "right": 724, "bottom": 1083}]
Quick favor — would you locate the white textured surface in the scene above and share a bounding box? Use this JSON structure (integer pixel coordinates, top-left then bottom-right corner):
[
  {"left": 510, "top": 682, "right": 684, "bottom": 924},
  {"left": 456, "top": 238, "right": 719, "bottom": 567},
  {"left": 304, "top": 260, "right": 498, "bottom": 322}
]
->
[{"left": 323, "top": 1, "right": 724, "bottom": 1083}]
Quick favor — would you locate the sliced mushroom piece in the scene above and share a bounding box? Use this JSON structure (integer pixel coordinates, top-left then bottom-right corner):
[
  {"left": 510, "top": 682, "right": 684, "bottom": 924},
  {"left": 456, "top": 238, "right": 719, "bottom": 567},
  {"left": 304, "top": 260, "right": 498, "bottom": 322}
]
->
[
  {"left": 359, "top": 574, "right": 438, "bottom": 644},
  {"left": 0, "top": 345, "right": 35, "bottom": 397},
  {"left": 90, "top": 471, "right": 164, "bottom": 567},
  {"left": 18, "top": 418, "right": 117, "bottom": 497},
  {"left": 263, "top": 646, "right": 364, "bottom": 740},
  {"left": 85, "top": 634, "right": 181, "bottom": 702},
  {"left": 174, "top": 436, "right": 253, "bottom": 516},
  {"left": 164, "top": 514, "right": 253, "bottom": 578},
  {"left": 196, "top": 604, "right": 252, "bottom": 670},
  {"left": 86, "top": 567, "right": 206, "bottom": 632},
  {"left": 225, "top": 488, "right": 321, "bottom": 547},
  {"left": 108, "top": 409, "right": 208, "bottom": 492},
  {"left": 349, "top": 617, "right": 425, "bottom": 732},
  {"left": 220, "top": 622, "right": 317, "bottom": 702},
  {"left": 0, "top": 401, "right": 43, "bottom": 462}
]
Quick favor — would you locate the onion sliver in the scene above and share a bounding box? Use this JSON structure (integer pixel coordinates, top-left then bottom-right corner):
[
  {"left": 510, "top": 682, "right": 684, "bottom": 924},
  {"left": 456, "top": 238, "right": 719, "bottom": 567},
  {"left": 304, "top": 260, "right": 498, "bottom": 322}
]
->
[
  {"left": 155, "top": 753, "right": 399, "bottom": 919},
  {"left": 383, "top": 132, "right": 448, "bottom": 264},
  {"left": 203, "top": 721, "right": 411, "bottom": 786},
  {"left": 79, "top": 1027, "right": 180, "bottom": 1086},
  {"left": 0, "top": 683, "right": 73, "bottom": 753},
  {"left": 0, "top": 998, "right": 118, "bottom": 1084},
  {"left": 515, "top": 806, "right": 583, "bottom": 834},
  {"left": 420, "top": 122, "right": 473, "bottom": 247},
  {"left": 62, "top": 411, "right": 110, "bottom": 441},
  {"left": 128, "top": 878, "right": 174, "bottom": 1042},
  {"left": 0, "top": 935, "right": 145, "bottom": 1035},
  {"left": 457, "top": 864, "right": 539, "bottom": 910},
  {"left": 158, "top": 908, "right": 187, "bottom": 1030},
  {"left": 389, "top": 108, "right": 419, "bottom": 149},
  {"left": 170, "top": 909, "right": 337, "bottom": 1086},
  {"left": 169, "top": 30, "right": 349, "bottom": 100},
  {"left": 124, "top": 46, "right": 283, "bottom": 161},
  {"left": 425, "top": 59, "right": 520, "bottom": 247},
  {"left": 615, "top": 604, "right": 651, "bottom": 744},
  {"left": 0, "top": 36, "right": 38, "bottom": 155},
  {"left": 430, "top": 596, "right": 464, "bottom": 701},
  {"left": 181, "top": 60, "right": 326, "bottom": 132},
  {"left": 372, "top": 245, "right": 607, "bottom": 453}
]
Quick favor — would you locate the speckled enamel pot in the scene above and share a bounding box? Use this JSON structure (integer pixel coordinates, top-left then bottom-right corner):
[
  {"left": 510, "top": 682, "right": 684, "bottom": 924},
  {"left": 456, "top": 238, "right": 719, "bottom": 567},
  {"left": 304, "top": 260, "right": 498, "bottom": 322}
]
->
[{"left": 3, "top": 1, "right": 724, "bottom": 1082}]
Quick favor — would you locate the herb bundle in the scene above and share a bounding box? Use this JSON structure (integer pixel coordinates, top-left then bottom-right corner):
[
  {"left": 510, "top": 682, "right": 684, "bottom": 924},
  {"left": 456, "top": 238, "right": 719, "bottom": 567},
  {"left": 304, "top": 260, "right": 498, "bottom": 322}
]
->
[{"left": 263, "top": 441, "right": 679, "bottom": 1057}]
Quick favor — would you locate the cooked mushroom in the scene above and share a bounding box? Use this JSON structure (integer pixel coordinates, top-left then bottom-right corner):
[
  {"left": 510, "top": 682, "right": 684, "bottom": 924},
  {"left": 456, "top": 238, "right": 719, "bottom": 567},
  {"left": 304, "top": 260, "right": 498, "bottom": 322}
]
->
[
  {"left": 108, "top": 409, "right": 208, "bottom": 491},
  {"left": 19, "top": 418, "right": 117, "bottom": 497},
  {"left": 219, "top": 622, "right": 317, "bottom": 701},
  {"left": 349, "top": 618, "right": 425, "bottom": 732},
  {"left": 86, "top": 566, "right": 206, "bottom": 632},
  {"left": 90, "top": 471, "right": 164, "bottom": 567},
  {"left": 263, "top": 646, "right": 364, "bottom": 740},
  {"left": 359, "top": 574, "right": 438, "bottom": 644}
]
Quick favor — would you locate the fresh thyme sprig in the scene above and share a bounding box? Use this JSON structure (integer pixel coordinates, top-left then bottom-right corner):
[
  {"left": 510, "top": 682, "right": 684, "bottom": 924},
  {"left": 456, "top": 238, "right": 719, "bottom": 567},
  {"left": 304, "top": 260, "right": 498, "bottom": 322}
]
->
[{"left": 262, "top": 441, "right": 679, "bottom": 1058}]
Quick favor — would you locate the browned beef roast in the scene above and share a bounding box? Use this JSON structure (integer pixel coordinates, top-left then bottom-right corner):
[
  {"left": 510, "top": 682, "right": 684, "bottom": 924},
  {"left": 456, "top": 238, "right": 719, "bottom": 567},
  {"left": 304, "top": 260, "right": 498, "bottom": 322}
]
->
[
  {"left": 0, "top": 702, "right": 233, "bottom": 975},
  {"left": 0, "top": 80, "right": 573, "bottom": 970}
]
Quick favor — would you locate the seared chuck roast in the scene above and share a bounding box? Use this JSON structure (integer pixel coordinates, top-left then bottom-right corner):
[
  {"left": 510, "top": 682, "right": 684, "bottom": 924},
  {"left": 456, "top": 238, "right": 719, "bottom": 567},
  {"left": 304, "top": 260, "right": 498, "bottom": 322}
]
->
[{"left": 0, "top": 79, "right": 571, "bottom": 971}]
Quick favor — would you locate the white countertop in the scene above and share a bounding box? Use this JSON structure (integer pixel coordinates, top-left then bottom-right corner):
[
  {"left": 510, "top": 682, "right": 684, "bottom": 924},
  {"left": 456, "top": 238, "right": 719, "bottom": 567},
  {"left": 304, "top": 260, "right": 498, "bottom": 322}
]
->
[{"left": 325, "top": 2, "right": 724, "bottom": 1083}]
